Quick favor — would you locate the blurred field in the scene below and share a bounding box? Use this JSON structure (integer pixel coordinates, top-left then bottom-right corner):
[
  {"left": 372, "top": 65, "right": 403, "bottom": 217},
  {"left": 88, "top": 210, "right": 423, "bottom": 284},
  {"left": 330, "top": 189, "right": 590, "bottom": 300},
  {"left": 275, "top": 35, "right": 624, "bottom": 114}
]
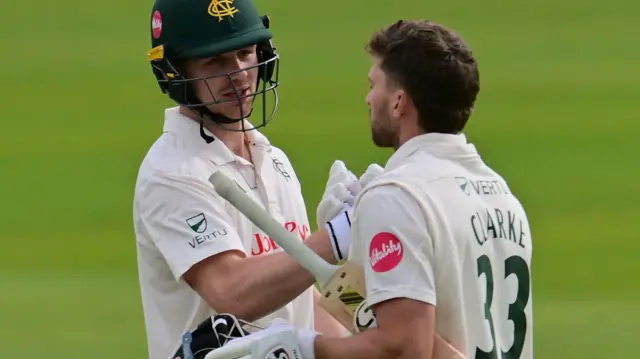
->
[{"left": 0, "top": 0, "right": 638, "bottom": 358}]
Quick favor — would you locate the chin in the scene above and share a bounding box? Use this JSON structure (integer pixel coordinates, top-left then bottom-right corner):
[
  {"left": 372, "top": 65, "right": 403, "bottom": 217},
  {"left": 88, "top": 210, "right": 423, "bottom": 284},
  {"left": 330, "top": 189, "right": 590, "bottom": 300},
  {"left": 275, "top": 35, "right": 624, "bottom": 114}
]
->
[
  {"left": 210, "top": 103, "right": 253, "bottom": 121},
  {"left": 371, "top": 129, "right": 396, "bottom": 148},
  {"left": 233, "top": 105, "right": 254, "bottom": 120},
  {"left": 371, "top": 134, "right": 391, "bottom": 148}
]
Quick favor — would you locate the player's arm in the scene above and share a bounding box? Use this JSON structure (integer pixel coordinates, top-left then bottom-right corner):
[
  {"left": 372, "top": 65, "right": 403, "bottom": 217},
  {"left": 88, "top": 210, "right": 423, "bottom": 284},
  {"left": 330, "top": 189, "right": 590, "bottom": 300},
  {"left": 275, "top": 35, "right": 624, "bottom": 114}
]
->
[
  {"left": 138, "top": 173, "right": 337, "bottom": 322},
  {"left": 314, "top": 184, "right": 437, "bottom": 359},
  {"left": 312, "top": 287, "right": 350, "bottom": 337},
  {"left": 185, "top": 230, "right": 335, "bottom": 321},
  {"left": 315, "top": 299, "right": 435, "bottom": 359}
]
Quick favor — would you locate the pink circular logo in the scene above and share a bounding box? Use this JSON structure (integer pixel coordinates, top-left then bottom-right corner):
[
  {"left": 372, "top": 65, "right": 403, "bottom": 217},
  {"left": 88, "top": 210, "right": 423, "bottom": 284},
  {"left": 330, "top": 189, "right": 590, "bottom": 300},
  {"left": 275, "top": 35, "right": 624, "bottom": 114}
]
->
[
  {"left": 369, "top": 232, "right": 403, "bottom": 273},
  {"left": 152, "top": 10, "right": 163, "bottom": 39}
]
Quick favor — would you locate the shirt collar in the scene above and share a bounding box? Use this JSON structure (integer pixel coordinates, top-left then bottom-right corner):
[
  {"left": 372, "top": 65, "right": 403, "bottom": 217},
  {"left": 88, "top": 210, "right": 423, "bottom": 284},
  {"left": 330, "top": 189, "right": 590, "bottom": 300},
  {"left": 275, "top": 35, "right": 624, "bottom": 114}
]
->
[
  {"left": 162, "top": 106, "right": 271, "bottom": 166},
  {"left": 385, "top": 132, "right": 478, "bottom": 170}
]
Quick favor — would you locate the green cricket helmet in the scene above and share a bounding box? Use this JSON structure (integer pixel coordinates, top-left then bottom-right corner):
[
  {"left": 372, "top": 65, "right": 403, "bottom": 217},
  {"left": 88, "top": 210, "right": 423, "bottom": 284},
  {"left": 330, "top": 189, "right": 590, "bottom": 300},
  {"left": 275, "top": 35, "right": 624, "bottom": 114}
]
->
[{"left": 147, "top": 0, "right": 280, "bottom": 130}]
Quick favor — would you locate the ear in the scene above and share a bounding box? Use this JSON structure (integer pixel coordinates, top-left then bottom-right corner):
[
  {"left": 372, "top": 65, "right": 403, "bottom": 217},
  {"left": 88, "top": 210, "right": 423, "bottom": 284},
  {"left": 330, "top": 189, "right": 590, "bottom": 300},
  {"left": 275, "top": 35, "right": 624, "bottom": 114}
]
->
[{"left": 391, "top": 89, "right": 407, "bottom": 119}]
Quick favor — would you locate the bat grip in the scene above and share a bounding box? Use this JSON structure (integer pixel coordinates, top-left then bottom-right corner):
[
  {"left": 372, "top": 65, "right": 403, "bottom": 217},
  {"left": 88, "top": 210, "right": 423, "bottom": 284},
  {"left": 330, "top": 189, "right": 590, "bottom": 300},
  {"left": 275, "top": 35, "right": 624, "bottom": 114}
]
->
[{"left": 210, "top": 171, "right": 337, "bottom": 286}]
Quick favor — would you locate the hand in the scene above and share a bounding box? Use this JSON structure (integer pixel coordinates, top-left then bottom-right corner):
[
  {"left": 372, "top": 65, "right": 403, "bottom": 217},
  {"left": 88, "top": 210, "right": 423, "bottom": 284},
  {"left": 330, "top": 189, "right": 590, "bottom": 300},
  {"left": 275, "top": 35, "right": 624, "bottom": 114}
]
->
[
  {"left": 316, "top": 160, "right": 358, "bottom": 227},
  {"left": 316, "top": 162, "right": 385, "bottom": 261},
  {"left": 203, "top": 319, "right": 318, "bottom": 359},
  {"left": 321, "top": 163, "right": 385, "bottom": 261},
  {"left": 316, "top": 162, "right": 385, "bottom": 227},
  {"left": 359, "top": 163, "right": 384, "bottom": 188},
  {"left": 316, "top": 160, "right": 360, "bottom": 262}
]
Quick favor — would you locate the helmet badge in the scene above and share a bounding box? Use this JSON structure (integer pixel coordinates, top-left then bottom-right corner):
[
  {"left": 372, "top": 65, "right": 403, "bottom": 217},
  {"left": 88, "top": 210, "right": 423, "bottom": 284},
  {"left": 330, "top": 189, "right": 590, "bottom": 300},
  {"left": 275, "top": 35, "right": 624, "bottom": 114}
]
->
[{"left": 208, "top": 0, "right": 240, "bottom": 22}]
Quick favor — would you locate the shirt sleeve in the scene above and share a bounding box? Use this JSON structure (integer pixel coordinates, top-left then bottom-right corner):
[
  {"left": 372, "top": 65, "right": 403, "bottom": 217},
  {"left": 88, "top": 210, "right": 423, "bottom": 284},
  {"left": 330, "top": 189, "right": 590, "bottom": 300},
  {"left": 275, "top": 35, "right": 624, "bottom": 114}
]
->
[
  {"left": 137, "top": 173, "right": 245, "bottom": 282},
  {"left": 350, "top": 183, "right": 437, "bottom": 307}
]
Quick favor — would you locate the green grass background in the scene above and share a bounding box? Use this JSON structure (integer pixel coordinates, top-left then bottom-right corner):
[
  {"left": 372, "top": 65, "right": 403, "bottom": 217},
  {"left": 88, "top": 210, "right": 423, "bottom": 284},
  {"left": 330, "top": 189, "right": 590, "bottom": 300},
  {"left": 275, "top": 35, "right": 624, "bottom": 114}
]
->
[{"left": 0, "top": 0, "right": 638, "bottom": 357}]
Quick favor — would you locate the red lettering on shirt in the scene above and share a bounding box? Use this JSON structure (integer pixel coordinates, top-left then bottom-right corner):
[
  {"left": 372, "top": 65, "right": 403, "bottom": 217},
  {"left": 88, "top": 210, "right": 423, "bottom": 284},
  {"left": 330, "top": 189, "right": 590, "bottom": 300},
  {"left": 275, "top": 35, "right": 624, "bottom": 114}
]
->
[{"left": 251, "top": 221, "right": 310, "bottom": 256}]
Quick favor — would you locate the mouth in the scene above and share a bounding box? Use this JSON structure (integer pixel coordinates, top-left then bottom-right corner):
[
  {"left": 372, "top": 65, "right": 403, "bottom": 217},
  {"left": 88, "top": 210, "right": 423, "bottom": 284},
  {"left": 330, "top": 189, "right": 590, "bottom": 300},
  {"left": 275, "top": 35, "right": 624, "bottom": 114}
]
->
[{"left": 221, "top": 87, "right": 251, "bottom": 102}]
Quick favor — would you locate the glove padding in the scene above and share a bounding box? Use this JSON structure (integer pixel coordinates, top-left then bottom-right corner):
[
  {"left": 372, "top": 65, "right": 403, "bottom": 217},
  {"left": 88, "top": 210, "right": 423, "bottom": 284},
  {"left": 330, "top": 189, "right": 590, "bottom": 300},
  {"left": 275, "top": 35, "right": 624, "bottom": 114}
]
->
[
  {"left": 359, "top": 163, "right": 384, "bottom": 189},
  {"left": 204, "top": 319, "right": 318, "bottom": 359},
  {"left": 322, "top": 163, "right": 385, "bottom": 261},
  {"left": 316, "top": 160, "right": 358, "bottom": 227},
  {"left": 317, "top": 162, "right": 385, "bottom": 227},
  {"left": 172, "top": 314, "right": 249, "bottom": 359}
]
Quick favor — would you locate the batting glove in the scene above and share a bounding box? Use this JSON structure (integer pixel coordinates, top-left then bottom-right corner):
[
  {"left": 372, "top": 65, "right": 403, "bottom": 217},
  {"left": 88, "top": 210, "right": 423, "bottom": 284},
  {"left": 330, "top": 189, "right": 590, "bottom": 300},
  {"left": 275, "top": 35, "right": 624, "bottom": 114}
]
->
[
  {"left": 323, "top": 163, "right": 385, "bottom": 261},
  {"left": 316, "top": 160, "right": 358, "bottom": 227},
  {"left": 360, "top": 163, "right": 384, "bottom": 188}
]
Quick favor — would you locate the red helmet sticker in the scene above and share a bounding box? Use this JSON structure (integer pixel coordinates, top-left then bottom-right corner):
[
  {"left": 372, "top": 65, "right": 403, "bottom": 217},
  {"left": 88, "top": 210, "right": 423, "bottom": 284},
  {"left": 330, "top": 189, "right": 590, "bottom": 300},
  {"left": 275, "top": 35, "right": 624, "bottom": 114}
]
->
[
  {"left": 369, "top": 232, "right": 403, "bottom": 273},
  {"left": 152, "top": 11, "right": 163, "bottom": 39}
]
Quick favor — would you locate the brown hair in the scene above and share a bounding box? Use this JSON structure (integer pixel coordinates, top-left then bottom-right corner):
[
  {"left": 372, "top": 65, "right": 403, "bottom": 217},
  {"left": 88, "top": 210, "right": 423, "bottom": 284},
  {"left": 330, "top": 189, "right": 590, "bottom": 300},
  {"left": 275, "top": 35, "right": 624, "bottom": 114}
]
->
[{"left": 366, "top": 20, "right": 480, "bottom": 134}]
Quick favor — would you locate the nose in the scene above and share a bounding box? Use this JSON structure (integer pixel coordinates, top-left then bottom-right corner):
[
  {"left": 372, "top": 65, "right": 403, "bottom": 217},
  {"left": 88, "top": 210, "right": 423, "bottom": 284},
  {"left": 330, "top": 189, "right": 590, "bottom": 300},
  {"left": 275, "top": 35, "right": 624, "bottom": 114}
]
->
[{"left": 227, "top": 57, "right": 249, "bottom": 82}]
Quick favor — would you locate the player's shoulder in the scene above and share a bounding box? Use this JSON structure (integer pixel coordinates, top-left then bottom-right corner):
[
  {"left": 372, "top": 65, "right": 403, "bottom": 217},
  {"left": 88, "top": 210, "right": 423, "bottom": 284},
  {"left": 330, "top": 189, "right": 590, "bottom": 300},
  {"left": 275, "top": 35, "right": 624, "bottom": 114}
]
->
[
  {"left": 385, "top": 144, "right": 518, "bottom": 193},
  {"left": 261, "top": 141, "right": 303, "bottom": 189},
  {"left": 403, "top": 149, "right": 463, "bottom": 181},
  {"left": 268, "top": 145, "right": 294, "bottom": 169},
  {"left": 135, "top": 135, "right": 217, "bottom": 197},
  {"left": 358, "top": 146, "right": 516, "bottom": 209},
  {"left": 272, "top": 145, "right": 294, "bottom": 168},
  {"left": 361, "top": 153, "right": 455, "bottom": 200},
  {"left": 355, "top": 169, "right": 423, "bottom": 215}
]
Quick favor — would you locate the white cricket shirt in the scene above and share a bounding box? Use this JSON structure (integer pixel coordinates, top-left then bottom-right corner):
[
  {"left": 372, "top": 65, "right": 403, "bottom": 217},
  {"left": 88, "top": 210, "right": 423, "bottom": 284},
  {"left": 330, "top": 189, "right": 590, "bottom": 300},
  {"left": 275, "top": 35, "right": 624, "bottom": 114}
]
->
[
  {"left": 133, "top": 107, "right": 314, "bottom": 359},
  {"left": 349, "top": 133, "right": 533, "bottom": 359}
]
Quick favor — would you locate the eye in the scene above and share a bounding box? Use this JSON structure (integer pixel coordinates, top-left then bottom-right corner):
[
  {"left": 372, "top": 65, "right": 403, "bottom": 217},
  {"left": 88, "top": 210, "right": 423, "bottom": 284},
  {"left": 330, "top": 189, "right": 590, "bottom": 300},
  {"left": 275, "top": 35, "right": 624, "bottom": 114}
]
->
[
  {"left": 205, "top": 57, "right": 221, "bottom": 66},
  {"left": 239, "top": 47, "right": 255, "bottom": 59}
]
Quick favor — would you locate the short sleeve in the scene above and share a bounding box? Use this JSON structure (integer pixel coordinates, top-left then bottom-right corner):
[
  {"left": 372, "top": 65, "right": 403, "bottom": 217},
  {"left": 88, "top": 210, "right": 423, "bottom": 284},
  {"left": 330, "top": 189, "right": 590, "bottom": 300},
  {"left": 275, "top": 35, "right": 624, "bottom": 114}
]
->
[
  {"left": 136, "top": 173, "right": 245, "bottom": 281},
  {"left": 350, "top": 184, "right": 436, "bottom": 307}
]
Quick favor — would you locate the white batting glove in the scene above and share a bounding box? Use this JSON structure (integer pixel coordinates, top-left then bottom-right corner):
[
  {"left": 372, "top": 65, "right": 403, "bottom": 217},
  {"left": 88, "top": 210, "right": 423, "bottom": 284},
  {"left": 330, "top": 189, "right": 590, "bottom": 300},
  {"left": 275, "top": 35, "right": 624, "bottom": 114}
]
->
[
  {"left": 346, "top": 163, "right": 385, "bottom": 194},
  {"left": 316, "top": 160, "right": 358, "bottom": 227},
  {"left": 316, "top": 162, "right": 384, "bottom": 226},
  {"left": 204, "top": 319, "right": 318, "bottom": 359},
  {"left": 261, "top": 319, "right": 318, "bottom": 359},
  {"left": 316, "top": 160, "right": 360, "bottom": 261},
  {"left": 360, "top": 163, "right": 384, "bottom": 188},
  {"left": 321, "top": 163, "right": 385, "bottom": 261}
]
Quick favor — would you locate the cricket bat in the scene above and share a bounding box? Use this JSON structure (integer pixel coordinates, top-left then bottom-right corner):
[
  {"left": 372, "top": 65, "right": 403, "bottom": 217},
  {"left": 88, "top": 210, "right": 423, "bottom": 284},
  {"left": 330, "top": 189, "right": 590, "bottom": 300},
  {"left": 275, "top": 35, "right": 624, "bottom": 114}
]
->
[{"left": 209, "top": 171, "right": 466, "bottom": 359}]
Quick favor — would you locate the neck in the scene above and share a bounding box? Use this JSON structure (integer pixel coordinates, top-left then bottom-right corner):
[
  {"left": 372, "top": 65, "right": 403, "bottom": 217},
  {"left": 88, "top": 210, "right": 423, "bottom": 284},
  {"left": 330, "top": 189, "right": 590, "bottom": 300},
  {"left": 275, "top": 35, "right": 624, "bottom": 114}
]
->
[
  {"left": 395, "top": 122, "right": 424, "bottom": 150},
  {"left": 209, "top": 123, "right": 250, "bottom": 160},
  {"left": 179, "top": 106, "right": 251, "bottom": 161}
]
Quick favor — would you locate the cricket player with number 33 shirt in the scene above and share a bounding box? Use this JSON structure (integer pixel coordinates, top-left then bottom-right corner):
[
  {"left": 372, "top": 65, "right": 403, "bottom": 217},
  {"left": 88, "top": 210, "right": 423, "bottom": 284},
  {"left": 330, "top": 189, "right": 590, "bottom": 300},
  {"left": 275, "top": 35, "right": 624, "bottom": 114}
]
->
[{"left": 215, "top": 19, "right": 534, "bottom": 359}]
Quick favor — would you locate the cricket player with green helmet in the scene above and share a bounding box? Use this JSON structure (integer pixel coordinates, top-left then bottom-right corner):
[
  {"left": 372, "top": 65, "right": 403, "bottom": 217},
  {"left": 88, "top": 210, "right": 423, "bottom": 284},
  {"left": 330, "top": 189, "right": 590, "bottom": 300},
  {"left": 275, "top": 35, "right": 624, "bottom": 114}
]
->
[{"left": 132, "top": 0, "right": 385, "bottom": 358}]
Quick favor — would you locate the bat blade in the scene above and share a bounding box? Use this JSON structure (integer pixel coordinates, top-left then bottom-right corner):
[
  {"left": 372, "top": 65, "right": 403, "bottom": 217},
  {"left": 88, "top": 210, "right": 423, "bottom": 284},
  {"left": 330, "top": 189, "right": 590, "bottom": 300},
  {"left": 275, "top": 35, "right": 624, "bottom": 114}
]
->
[{"left": 317, "top": 260, "right": 370, "bottom": 333}]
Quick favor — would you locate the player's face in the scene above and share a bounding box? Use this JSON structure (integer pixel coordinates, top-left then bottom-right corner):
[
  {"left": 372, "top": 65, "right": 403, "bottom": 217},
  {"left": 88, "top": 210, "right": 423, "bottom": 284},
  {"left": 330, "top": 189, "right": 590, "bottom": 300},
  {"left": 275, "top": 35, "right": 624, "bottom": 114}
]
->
[
  {"left": 184, "top": 45, "right": 259, "bottom": 120},
  {"left": 366, "top": 60, "right": 399, "bottom": 148}
]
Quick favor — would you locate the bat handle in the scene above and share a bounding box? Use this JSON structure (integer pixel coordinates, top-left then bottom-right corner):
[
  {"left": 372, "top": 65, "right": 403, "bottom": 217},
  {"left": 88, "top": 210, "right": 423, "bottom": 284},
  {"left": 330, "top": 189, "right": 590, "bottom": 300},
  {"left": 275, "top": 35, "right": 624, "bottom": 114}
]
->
[
  {"left": 203, "top": 338, "right": 252, "bottom": 359},
  {"left": 209, "top": 171, "right": 338, "bottom": 285}
]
